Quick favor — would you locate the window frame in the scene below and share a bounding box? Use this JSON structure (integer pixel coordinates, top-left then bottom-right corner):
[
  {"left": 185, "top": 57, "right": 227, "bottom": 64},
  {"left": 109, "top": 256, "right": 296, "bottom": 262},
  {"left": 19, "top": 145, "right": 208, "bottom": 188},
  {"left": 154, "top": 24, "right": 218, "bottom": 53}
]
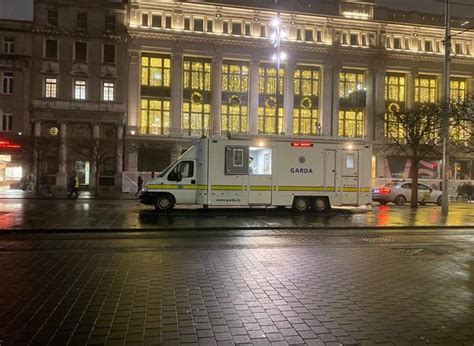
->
[
  {"left": 45, "top": 77, "right": 57, "bottom": 98},
  {"left": 2, "top": 71, "right": 14, "bottom": 94},
  {"left": 74, "top": 41, "right": 87, "bottom": 62},
  {"left": 3, "top": 37, "right": 15, "bottom": 54},
  {"left": 73, "top": 79, "right": 87, "bottom": 100},
  {"left": 103, "top": 44, "right": 116, "bottom": 64},
  {"left": 102, "top": 81, "right": 115, "bottom": 102},
  {"left": 44, "top": 39, "right": 58, "bottom": 59},
  {"left": 76, "top": 11, "right": 87, "bottom": 30},
  {"left": 1, "top": 113, "right": 13, "bottom": 132},
  {"left": 47, "top": 9, "right": 58, "bottom": 27}
]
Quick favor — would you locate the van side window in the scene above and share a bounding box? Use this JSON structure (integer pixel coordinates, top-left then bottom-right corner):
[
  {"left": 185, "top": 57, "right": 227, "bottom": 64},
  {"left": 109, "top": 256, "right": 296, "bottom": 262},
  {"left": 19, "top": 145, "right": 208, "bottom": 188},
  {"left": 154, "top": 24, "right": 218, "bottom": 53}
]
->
[
  {"left": 346, "top": 154, "right": 354, "bottom": 169},
  {"left": 168, "top": 161, "right": 194, "bottom": 180},
  {"left": 249, "top": 147, "right": 272, "bottom": 175},
  {"left": 225, "top": 146, "right": 249, "bottom": 175}
]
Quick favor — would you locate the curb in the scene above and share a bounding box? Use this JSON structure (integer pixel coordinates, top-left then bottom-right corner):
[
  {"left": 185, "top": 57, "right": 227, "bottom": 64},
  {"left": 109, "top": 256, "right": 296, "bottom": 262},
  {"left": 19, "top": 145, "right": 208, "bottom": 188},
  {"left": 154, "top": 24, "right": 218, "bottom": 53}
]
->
[{"left": 3, "top": 225, "right": 474, "bottom": 234}]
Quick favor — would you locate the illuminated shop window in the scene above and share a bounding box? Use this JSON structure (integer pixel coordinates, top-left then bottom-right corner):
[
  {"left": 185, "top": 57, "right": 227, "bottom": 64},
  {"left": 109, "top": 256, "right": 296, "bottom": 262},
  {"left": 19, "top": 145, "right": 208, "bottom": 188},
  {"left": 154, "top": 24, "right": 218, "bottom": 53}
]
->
[
  {"left": 293, "top": 66, "right": 319, "bottom": 135},
  {"left": 339, "top": 70, "right": 365, "bottom": 138},
  {"left": 183, "top": 58, "right": 211, "bottom": 136},
  {"left": 222, "top": 61, "right": 249, "bottom": 133},
  {"left": 140, "top": 98, "right": 170, "bottom": 135},
  {"left": 258, "top": 65, "right": 284, "bottom": 134},
  {"left": 141, "top": 55, "right": 171, "bottom": 87},
  {"left": 384, "top": 73, "right": 406, "bottom": 141},
  {"left": 338, "top": 110, "right": 363, "bottom": 137},
  {"left": 339, "top": 70, "right": 365, "bottom": 98},
  {"left": 415, "top": 75, "right": 437, "bottom": 103},
  {"left": 450, "top": 78, "right": 466, "bottom": 101}
]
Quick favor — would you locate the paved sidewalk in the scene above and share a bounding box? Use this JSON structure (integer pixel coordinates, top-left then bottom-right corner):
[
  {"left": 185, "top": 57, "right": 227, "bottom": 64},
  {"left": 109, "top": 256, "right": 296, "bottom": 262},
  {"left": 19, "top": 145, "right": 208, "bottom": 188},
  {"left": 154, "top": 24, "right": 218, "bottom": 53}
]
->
[
  {"left": 0, "top": 231, "right": 473, "bottom": 345},
  {"left": 0, "top": 189, "right": 136, "bottom": 200}
]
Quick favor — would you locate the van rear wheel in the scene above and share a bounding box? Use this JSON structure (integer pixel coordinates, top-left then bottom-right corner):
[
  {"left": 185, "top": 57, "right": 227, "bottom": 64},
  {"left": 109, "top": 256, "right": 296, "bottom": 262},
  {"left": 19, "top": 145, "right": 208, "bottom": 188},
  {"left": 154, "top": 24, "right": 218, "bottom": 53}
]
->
[
  {"left": 154, "top": 194, "right": 175, "bottom": 211},
  {"left": 292, "top": 197, "right": 310, "bottom": 213},
  {"left": 312, "top": 197, "right": 330, "bottom": 212}
]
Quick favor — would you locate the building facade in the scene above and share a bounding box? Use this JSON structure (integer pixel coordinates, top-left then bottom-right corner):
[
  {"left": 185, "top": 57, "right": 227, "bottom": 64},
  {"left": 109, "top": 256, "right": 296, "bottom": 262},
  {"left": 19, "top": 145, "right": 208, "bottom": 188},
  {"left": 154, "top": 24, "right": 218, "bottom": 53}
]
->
[
  {"left": 124, "top": 0, "right": 474, "bottom": 187},
  {"left": 0, "top": 18, "right": 32, "bottom": 188},
  {"left": 29, "top": 0, "right": 128, "bottom": 189}
]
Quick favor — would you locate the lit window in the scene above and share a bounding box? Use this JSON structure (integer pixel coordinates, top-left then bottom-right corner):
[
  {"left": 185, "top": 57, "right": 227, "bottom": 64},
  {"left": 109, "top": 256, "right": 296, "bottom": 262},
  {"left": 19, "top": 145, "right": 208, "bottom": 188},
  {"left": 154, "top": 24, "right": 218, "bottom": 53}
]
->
[
  {"left": 415, "top": 75, "right": 437, "bottom": 103},
  {"left": 74, "top": 80, "right": 86, "bottom": 100},
  {"left": 293, "top": 66, "right": 319, "bottom": 135},
  {"left": 103, "top": 81, "right": 114, "bottom": 101},
  {"left": 183, "top": 58, "right": 211, "bottom": 136},
  {"left": 384, "top": 73, "right": 406, "bottom": 141},
  {"left": 338, "top": 110, "right": 363, "bottom": 137},
  {"left": 339, "top": 70, "right": 365, "bottom": 98},
  {"left": 3, "top": 37, "right": 15, "bottom": 54},
  {"left": 258, "top": 65, "right": 284, "bottom": 134},
  {"left": 450, "top": 78, "right": 466, "bottom": 101},
  {"left": 141, "top": 55, "right": 171, "bottom": 87},
  {"left": 2, "top": 72, "right": 13, "bottom": 94},
  {"left": 45, "top": 78, "right": 57, "bottom": 98},
  {"left": 140, "top": 98, "right": 170, "bottom": 135},
  {"left": 221, "top": 61, "right": 249, "bottom": 133}
]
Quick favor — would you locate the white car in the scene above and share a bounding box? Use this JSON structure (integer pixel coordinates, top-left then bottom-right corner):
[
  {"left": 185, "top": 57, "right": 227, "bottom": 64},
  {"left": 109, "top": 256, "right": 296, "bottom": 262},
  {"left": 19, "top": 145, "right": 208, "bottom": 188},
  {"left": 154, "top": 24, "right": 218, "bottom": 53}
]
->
[{"left": 372, "top": 182, "right": 443, "bottom": 206}]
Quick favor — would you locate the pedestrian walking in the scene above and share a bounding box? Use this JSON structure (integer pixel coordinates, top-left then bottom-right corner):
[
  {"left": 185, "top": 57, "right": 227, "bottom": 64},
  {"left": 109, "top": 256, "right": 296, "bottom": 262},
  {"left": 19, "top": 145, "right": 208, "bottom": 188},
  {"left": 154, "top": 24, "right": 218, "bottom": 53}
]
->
[
  {"left": 27, "top": 174, "right": 35, "bottom": 192},
  {"left": 67, "top": 172, "right": 80, "bottom": 198},
  {"left": 40, "top": 175, "right": 52, "bottom": 196},
  {"left": 136, "top": 175, "right": 143, "bottom": 196}
]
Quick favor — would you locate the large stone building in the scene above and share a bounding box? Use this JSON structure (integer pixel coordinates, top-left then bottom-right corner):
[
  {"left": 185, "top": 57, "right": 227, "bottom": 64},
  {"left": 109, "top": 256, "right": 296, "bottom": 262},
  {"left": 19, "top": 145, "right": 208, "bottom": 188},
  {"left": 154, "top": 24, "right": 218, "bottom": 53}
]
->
[
  {"left": 0, "top": 0, "right": 473, "bottom": 192},
  {"left": 124, "top": 0, "right": 474, "bottom": 190},
  {"left": 0, "top": 18, "right": 32, "bottom": 188},
  {"left": 30, "top": 0, "right": 128, "bottom": 189}
]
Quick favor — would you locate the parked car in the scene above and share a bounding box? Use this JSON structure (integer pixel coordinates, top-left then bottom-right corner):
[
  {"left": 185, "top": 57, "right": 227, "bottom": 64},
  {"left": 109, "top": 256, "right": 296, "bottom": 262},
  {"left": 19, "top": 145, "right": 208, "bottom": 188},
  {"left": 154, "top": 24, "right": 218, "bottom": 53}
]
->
[{"left": 372, "top": 182, "right": 443, "bottom": 206}]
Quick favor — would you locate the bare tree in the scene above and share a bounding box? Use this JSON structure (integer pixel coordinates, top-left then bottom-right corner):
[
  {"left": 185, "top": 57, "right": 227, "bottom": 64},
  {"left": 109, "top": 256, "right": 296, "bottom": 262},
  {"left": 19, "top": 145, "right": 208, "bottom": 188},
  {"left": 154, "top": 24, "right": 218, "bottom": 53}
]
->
[
  {"left": 382, "top": 99, "right": 472, "bottom": 207},
  {"left": 23, "top": 135, "right": 59, "bottom": 192},
  {"left": 68, "top": 136, "right": 116, "bottom": 196}
]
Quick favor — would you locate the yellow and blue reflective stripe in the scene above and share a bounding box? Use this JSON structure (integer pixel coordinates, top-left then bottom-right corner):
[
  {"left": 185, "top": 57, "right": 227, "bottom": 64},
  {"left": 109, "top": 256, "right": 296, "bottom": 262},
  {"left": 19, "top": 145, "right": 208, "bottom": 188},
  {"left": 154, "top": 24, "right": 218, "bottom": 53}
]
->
[{"left": 147, "top": 184, "right": 370, "bottom": 192}]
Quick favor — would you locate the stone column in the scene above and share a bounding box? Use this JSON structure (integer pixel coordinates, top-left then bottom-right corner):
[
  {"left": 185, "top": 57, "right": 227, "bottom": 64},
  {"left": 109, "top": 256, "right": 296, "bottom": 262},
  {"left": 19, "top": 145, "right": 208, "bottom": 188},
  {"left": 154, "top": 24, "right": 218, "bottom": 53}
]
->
[
  {"left": 468, "top": 77, "right": 474, "bottom": 95},
  {"left": 90, "top": 124, "right": 100, "bottom": 191},
  {"left": 365, "top": 69, "right": 375, "bottom": 142},
  {"left": 211, "top": 55, "right": 222, "bottom": 136},
  {"left": 57, "top": 122, "right": 67, "bottom": 189},
  {"left": 170, "top": 52, "right": 183, "bottom": 136},
  {"left": 406, "top": 71, "right": 416, "bottom": 108},
  {"left": 115, "top": 124, "right": 124, "bottom": 189},
  {"left": 437, "top": 75, "right": 444, "bottom": 102},
  {"left": 320, "top": 64, "right": 333, "bottom": 136},
  {"left": 283, "top": 61, "right": 295, "bottom": 136},
  {"left": 374, "top": 69, "right": 387, "bottom": 142},
  {"left": 33, "top": 121, "right": 41, "bottom": 181},
  {"left": 249, "top": 58, "right": 259, "bottom": 134},
  {"left": 127, "top": 51, "right": 140, "bottom": 132}
]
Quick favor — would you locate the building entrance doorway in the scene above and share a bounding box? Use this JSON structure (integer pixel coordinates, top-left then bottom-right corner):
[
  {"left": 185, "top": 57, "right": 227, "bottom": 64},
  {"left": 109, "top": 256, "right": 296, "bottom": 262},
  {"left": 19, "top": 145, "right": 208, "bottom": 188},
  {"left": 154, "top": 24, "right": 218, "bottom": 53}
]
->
[{"left": 75, "top": 161, "right": 90, "bottom": 186}]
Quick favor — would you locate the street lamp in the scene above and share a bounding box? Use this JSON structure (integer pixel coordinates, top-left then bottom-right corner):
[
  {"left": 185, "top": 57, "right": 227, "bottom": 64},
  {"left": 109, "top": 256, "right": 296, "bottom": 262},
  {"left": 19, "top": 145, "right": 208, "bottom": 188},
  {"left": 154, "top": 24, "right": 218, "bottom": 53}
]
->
[
  {"left": 441, "top": 1, "right": 473, "bottom": 216},
  {"left": 269, "top": 15, "right": 287, "bottom": 134}
]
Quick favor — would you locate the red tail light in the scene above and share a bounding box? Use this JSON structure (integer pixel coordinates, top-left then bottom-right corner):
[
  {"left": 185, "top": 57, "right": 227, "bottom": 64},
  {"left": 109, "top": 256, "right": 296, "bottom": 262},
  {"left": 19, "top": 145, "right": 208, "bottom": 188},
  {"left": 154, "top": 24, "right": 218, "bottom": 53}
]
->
[{"left": 379, "top": 187, "right": 391, "bottom": 195}]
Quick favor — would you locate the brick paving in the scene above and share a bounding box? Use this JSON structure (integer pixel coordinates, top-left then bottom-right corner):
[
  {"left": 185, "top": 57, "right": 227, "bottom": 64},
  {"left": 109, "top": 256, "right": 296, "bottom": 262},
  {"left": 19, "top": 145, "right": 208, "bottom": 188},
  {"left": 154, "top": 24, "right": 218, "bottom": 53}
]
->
[{"left": 0, "top": 231, "right": 473, "bottom": 345}]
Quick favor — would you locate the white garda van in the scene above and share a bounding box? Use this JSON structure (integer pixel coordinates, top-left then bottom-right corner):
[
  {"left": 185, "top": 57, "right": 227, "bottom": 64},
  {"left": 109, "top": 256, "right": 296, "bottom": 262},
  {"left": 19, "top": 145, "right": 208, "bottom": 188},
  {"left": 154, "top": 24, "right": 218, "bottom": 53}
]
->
[{"left": 139, "top": 136, "right": 372, "bottom": 212}]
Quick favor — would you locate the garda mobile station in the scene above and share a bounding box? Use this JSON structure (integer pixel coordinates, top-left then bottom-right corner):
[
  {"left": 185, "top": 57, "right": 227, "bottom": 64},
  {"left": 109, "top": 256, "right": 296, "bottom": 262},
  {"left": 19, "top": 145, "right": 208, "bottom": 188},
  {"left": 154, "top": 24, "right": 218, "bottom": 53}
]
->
[{"left": 139, "top": 136, "right": 371, "bottom": 212}]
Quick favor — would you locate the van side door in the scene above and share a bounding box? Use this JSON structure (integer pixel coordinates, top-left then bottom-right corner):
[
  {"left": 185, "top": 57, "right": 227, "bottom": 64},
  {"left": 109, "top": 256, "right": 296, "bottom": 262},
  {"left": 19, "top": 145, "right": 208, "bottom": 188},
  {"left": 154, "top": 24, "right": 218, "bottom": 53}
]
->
[{"left": 167, "top": 160, "right": 197, "bottom": 204}]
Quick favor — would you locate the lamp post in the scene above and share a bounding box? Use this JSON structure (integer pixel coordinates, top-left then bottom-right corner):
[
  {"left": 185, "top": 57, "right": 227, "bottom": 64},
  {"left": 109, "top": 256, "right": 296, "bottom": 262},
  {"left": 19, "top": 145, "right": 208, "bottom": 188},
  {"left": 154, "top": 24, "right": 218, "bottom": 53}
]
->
[
  {"left": 441, "top": 0, "right": 450, "bottom": 216},
  {"left": 270, "top": 16, "right": 286, "bottom": 134}
]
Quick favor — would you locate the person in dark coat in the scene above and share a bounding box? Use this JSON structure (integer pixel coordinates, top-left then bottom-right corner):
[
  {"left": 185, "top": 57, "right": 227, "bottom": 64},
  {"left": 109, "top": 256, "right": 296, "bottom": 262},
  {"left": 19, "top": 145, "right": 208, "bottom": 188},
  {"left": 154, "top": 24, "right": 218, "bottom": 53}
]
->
[{"left": 136, "top": 175, "right": 143, "bottom": 196}]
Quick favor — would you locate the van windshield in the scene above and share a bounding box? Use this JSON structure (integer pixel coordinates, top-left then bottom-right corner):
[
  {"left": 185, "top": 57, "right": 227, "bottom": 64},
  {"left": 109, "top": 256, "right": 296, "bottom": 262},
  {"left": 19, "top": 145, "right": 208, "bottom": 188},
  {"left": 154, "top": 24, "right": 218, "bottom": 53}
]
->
[{"left": 158, "top": 146, "right": 194, "bottom": 177}]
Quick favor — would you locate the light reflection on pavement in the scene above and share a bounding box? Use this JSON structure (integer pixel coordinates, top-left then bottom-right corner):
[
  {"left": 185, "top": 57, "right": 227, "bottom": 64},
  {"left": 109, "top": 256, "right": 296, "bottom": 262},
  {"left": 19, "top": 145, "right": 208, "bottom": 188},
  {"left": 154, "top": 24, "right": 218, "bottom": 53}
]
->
[{"left": 0, "top": 199, "right": 473, "bottom": 231}]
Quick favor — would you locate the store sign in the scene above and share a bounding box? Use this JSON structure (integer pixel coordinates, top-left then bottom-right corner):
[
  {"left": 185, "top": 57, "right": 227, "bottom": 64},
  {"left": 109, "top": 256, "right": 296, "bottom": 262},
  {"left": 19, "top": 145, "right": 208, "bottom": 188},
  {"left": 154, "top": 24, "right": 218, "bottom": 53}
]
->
[
  {"left": 0, "top": 140, "right": 21, "bottom": 150},
  {"left": 0, "top": 154, "right": 11, "bottom": 162}
]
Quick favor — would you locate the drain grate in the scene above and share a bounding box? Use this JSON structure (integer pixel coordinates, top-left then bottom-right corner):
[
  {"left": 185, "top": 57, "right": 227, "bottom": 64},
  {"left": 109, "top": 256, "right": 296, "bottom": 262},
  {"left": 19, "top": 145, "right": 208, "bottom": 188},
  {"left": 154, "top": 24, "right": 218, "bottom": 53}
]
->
[
  {"left": 359, "top": 237, "right": 395, "bottom": 243},
  {"left": 391, "top": 246, "right": 459, "bottom": 257}
]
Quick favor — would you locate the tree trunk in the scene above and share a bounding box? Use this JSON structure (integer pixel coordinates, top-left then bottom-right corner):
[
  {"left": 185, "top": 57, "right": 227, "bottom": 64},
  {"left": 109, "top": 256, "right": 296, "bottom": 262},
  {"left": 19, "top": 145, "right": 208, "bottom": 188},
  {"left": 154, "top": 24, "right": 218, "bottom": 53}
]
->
[{"left": 410, "top": 158, "right": 419, "bottom": 208}]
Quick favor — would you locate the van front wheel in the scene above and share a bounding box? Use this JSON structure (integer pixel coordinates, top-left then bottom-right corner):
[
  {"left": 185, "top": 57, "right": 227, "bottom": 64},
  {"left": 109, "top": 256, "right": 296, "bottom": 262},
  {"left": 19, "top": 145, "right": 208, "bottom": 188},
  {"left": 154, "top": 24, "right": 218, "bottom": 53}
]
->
[
  {"left": 154, "top": 194, "right": 175, "bottom": 211},
  {"left": 292, "top": 197, "right": 310, "bottom": 213}
]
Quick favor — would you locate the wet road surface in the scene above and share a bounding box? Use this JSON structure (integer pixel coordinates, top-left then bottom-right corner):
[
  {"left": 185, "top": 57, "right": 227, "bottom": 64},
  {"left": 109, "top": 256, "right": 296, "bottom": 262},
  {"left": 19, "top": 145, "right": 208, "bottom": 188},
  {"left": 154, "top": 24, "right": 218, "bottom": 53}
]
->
[
  {"left": 0, "top": 199, "right": 473, "bottom": 231},
  {"left": 0, "top": 229, "right": 473, "bottom": 345}
]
